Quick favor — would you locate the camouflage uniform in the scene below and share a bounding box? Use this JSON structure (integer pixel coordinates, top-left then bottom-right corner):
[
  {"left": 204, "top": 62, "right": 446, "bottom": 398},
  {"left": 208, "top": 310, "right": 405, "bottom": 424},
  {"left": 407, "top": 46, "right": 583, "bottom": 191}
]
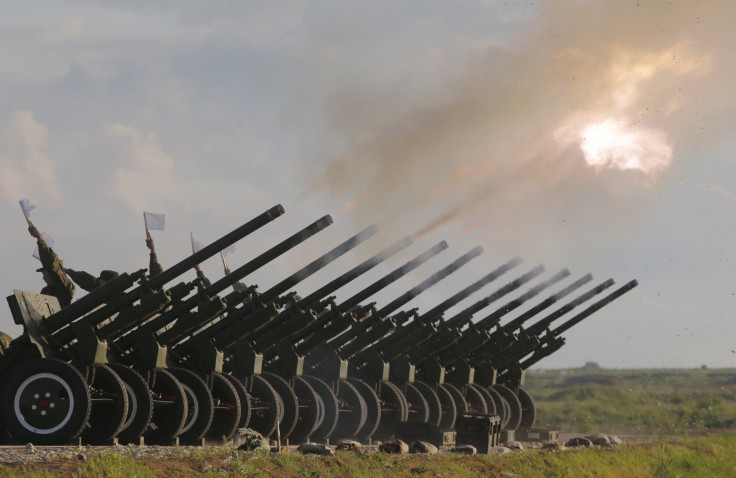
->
[
  {"left": 36, "top": 237, "right": 75, "bottom": 307},
  {"left": 149, "top": 251, "right": 164, "bottom": 277},
  {"left": 65, "top": 269, "right": 119, "bottom": 292},
  {"left": 195, "top": 269, "right": 212, "bottom": 288},
  {"left": 0, "top": 331, "right": 12, "bottom": 356}
]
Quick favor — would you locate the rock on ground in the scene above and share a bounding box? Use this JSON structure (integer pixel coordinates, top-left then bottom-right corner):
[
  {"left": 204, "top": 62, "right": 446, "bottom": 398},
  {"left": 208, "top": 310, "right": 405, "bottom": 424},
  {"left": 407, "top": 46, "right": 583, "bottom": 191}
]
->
[
  {"left": 566, "top": 437, "right": 593, "bottom": 448},
  {"left": 296, "top": 443, "right": 334, "bottom": 456},
  {"left": 379, "top": 439, "right": 409, "bottom": 455},
  {"left": 409, "top": 440, "right": 438, "bottom": 454}
]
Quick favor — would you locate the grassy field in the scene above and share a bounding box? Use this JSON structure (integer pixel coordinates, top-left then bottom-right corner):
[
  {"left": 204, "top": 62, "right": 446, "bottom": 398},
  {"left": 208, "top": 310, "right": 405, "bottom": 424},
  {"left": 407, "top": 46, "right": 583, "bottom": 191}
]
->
[
  {"left": 524, "top": 366, "right": 736, "bottom": 435},
  {"left": 2, "top": 434, "right": 736, "bottom": 477}
]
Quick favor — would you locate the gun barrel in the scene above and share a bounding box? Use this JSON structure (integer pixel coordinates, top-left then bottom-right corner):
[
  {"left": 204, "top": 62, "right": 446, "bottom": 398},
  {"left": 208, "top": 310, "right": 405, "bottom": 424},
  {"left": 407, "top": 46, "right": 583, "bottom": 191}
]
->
[
  {"left": 205, "top": 215, "right": 333, "bottom": 297},
  {"left": 376, "top": 245, "right": 484, "bottom": 318},
  {"left": 417, "top": 257, "right": 522, "bottom": 323},
  {"left": 524, "top": 278, "right": 615, "bottom": 337},
  {"left": 150, "top": 204, "right": 285, "bottom": 290},
  {"left": 337, "top": 240, "right": 449, "bottom": 313},
  {"left": 552, "top": 279, "right": 638, "bottom": 337},
  {"left": 114, "top": 215, "right": 334, "bottom": 350},
  {"left": 500, "top": 273, "right": 594, "bottom": 333},
  {"left": 473, "top": 268, "right": 571, "bottom": 330},
  {"left": 258, "top": 224, "right": 378, "bottom": 304},
  {"left": 297, "top": 236, "right": 414, "bottom": 309},
  {"left": 44, "top": 271, "right": 140, "bottom": 334},
  {"left": 444, "top": 264, "right": 545, "bottom": 329}
]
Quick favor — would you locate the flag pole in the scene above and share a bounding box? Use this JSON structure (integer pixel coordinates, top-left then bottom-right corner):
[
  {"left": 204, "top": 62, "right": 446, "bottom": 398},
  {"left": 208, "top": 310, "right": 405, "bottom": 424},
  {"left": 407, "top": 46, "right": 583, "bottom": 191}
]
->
[
  {"left": 19, "top": 204, "right": 33, "bottom": 227},
  {"left": 220, "top": 251, "right": 228, "bottom": 271}
]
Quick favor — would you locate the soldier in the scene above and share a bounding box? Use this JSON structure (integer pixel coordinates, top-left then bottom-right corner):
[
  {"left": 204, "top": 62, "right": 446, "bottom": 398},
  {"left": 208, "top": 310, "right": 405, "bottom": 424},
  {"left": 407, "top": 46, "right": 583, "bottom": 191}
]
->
[
  {"left": 146, "top": 232, "right": 164, "bottom": 277},
  {"left": 29, "top": 225, "right": 75, "bottom": 307},
  {"left": 64, "top": 268, "right": 120, "bottom": 292},
  {"left": 223, "top": 265, "right": 249, "bottom": 292},
  {"left": 0, "top": 331, "right": 12, "bottom": 356}
]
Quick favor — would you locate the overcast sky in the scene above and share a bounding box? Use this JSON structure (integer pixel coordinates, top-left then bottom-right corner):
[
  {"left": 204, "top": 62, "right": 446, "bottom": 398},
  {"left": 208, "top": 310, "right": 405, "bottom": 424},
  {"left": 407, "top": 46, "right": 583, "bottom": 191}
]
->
[{"left": 1, "top": 1, "right": 735, "bottom": 369}]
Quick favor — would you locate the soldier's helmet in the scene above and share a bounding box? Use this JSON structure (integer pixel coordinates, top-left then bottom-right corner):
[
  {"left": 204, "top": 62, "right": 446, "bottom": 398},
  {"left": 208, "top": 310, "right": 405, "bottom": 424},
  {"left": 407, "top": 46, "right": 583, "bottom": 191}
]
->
[{"left": 100, "top": 270, "right": 120, "bottom": 282}]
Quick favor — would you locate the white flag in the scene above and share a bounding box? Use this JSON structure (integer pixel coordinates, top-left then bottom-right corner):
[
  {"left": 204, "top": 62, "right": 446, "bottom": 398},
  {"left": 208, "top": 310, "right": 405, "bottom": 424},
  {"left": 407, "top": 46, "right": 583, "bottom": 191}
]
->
[
  {"left": 222, "top": 243, "right": 237, "bottom": 257},
  {"left": 143, "top": 211, "right": 166, "bottom": 231},
  {"left": 190, "top": 232, "right": 205, "bottom": 254},
  {"left": 32, "top": 233, "right": 54, "bottom": 261},
  {"left": 19, "top": 198, "right": 36, "bottom": 219}
]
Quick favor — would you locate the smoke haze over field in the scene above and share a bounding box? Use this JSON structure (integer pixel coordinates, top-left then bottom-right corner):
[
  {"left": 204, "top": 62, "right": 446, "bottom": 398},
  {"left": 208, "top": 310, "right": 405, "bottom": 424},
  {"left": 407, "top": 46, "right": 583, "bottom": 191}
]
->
[{"left": 0, "top": 1, "right": 735, "bottom": 368}]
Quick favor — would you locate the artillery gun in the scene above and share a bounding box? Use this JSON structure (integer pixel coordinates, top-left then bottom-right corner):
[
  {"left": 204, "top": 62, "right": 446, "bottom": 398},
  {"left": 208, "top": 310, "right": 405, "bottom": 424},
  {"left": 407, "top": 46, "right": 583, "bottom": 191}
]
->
[
  {"left": 300, "top": 245, "right": 503, "bottom": 440},
  {"left": 0, "top": 201, "right": 640, "bottom": 448},
  {"left": 0, "top": 205, "right": 286, "bottom": 445}
]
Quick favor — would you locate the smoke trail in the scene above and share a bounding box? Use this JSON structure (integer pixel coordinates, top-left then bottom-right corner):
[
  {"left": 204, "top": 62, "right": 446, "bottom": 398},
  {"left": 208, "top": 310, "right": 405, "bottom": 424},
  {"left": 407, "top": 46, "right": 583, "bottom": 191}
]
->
[{"left": 299, "top": 1, "right": 736, "bottom": 249}]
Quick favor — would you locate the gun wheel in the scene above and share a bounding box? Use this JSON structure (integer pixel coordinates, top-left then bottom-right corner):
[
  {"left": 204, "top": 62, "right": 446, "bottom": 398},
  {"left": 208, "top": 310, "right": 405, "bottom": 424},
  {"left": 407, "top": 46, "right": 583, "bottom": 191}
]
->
[
  {"left": 288, "top": 376, "right": 320, "bottom": 444},
  {"left": 435, "top": 383, "right": 458, "bottom": 431},
  {"left": 404, "top": 382, "right": 430, "bottom": 423},
  {"left": 412, "top": 381, "right": 442, "bottom": 427},
  {"left": 206, "top": 373, "right": 241, "bottom": 442},
  {"left": 301, "top": 376, "right": 339, "bottom": 442},
  {"left": 483, "top": 385, "right": 509, "bottom": 426},
  {"left": 373, "top": 380, "right": 408, "bottom": 441},
  {"left": 167, "top": 368, "right": 214, "bottom": 444},
  {"left": 346, "top": 378, "right": 380, "bottom": 440},
  {"left": 107, "top": 364, "right": 153, "bottom": 444},
  {"left": 518, "top": 387, "right": 537, "bottom": 429},
  {"left": 462, "top": 383, "right": 489, "bottom": 414},
  {"left": 221, "top": 374, "right": 251, "bottom": 431},
  {"left": 330, "top": 379, "right": 366, "bottom": 440},
  {"left": 83, "top": 365, "right": 129, "bottom": 445},
  {"left": 469, "top": 384, "right": 497, "bottom": 415},
  {"left": 145, "top": 369, "right": 187, "bottom": 445},
  {"left": 244, "top": 374, "right": 282, "bottom": 439},
  {"left": 492, "top": 384, "right": 522, "bottom": 430},
  {"left": 0, "top": 358, "right": 91, "bottom": 445},
  {"left": 261, "top": 373, "right": 299, "bottom": 440}
]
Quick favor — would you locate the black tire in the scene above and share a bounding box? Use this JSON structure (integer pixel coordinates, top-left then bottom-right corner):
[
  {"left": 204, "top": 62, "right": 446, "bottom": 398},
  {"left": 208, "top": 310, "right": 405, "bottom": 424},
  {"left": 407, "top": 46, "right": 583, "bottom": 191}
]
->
[
  {"left": 288, "top": 376, "right": 320, "bottom": 444},
  {"left": 435, "top": 383, "right": 458, "bottom": 431},
  {"left": 167, "top": 368, "right": 214, "bottom": 444},
  {"left": 469, "top": 384, "right": 497, "bottom": 415},
  {"left": 518, "top": 387, "right": 537, "bottom": 429},
  {"left": 331, "top": 379, "right": 367, "bottom": 440},
  {"left": 462, "top": 383, "right": 488, "bottom": 414},
  {"left": 404, "top": 382, "right": 430, "bottom": 423},
  {"left": 207, "top": 373, "right": 241, "bottom": 442},
  {"left": 373, "top": 380, "right": 408, "bottom": 441},
  {"left": 221, "top": 374, "right": 251, "bottom": 431},
  {"left": 261, "top": 373, "right": 299, "bottom": 440},
  {"left": 492, "top": 384, "right": 522, "bottom": 430},
  {"left": 301, "top": 376, "right": 339, "bottom": 442},
  {"left": 443, "top": 383, "right": 469, "bottom": 418},
  {"left": 412, "top": 381, "right": 442, "bottom": 427},
  {"left": 245, "top": 374, "right": 282, "bottom": 439},
  {"left": 484, "top": 385, "right": 508, "bottom": 426},
  {"left": 83, "top": 365, "right": 129, "bottom": 445},
  {"left": 107, "top": 364, "right": 153, "bottom": 444},
  {"left": 145, "top": 369, "right": 187, "bottom": 444},
  {"left": 347, "top": 378, "right": 380, "bottom": 440},
  {"left": 0, "top": 358, "right": 91, "bottom": 444}
]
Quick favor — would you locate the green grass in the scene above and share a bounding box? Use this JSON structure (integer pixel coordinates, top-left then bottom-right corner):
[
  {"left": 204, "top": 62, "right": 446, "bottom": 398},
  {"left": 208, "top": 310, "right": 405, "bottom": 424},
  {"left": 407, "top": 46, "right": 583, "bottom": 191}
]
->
[
  {"left": 3, "top": 435, "right": 736, "bottom": 477},
  {"left": 524, "top": 367, "right": 736, "bottom": 435}
]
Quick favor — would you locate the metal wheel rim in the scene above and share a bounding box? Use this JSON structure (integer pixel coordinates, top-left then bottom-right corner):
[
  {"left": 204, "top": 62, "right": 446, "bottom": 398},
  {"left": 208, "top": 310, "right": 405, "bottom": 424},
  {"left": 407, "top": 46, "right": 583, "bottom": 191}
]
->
[
  {"left": 179, "top": 383, "right": 200, "bottom": 435},
  {"left": 14, "top": 373, "right": 74, "bottom": 435}
]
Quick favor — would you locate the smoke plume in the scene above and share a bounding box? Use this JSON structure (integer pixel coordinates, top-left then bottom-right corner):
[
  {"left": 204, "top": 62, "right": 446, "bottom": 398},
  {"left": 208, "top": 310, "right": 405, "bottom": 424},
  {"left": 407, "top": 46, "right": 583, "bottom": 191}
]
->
[{"left": 300, "top": 1, "right": 736, "bottom": 254}]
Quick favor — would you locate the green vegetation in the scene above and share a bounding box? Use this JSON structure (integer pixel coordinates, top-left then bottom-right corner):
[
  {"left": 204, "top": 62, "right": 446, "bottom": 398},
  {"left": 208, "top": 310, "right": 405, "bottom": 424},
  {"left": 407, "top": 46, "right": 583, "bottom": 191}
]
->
[
  {"left": 2, "top": 435, "right": 736, "bottom": 477},
  {"left": 524, "top": 367, "right": 736, "bottom": 435}
]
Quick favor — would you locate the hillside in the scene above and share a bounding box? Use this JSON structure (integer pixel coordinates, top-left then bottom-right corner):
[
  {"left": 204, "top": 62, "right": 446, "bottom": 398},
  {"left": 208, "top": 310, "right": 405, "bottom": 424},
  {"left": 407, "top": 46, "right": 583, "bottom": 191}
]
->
[{"left": 524, "top": 366, "right": 736, "bottom": 435}]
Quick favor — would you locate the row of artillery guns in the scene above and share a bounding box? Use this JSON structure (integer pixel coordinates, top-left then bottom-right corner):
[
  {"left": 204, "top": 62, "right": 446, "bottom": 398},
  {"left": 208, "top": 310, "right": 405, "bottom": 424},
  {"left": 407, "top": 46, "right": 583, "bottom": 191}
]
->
[{"left": 0, "top": 205, "right": 638, "bottom": 446}]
